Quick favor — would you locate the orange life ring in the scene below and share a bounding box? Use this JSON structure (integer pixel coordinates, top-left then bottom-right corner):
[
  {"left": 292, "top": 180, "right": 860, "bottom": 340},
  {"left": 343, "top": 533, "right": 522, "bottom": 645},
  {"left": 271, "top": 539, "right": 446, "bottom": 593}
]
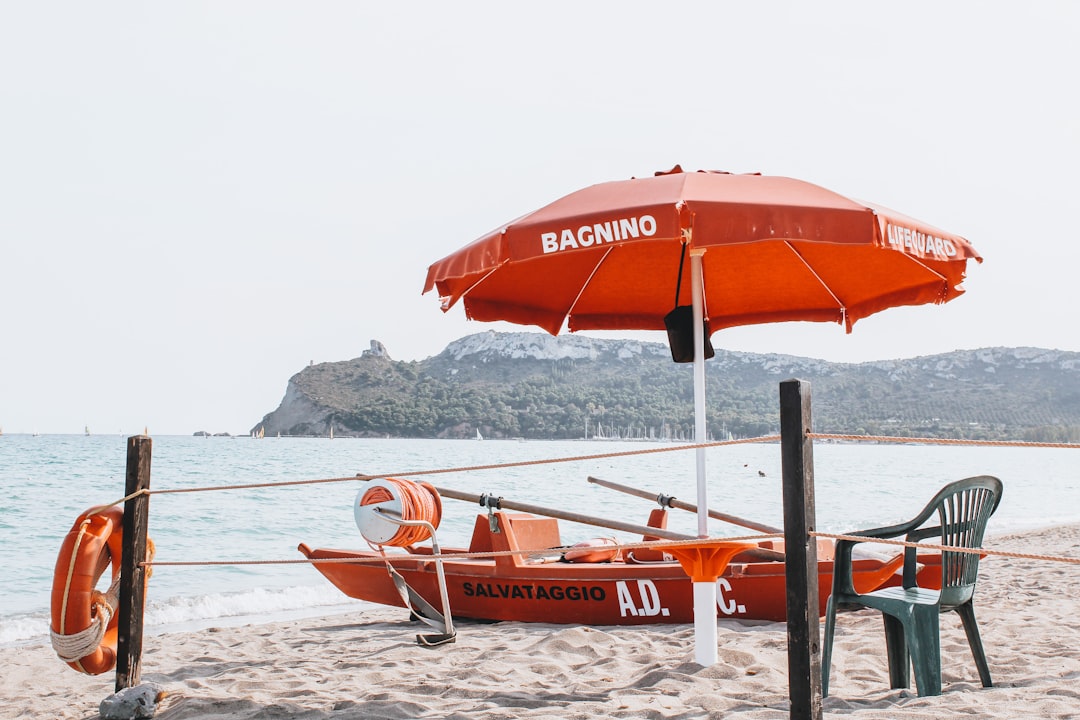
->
[
  {"left": 564, "top": 537, "right": 621, "bottom": 563},
  {"left": 50, "top": 505, "right": 126, "bottom": 675}
]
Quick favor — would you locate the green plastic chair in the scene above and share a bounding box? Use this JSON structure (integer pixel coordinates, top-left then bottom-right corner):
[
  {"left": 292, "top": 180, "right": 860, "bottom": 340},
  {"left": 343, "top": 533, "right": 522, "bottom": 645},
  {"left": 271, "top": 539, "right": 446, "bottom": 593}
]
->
[{"left": 822, "top": 475, "right": 1003, "bottom": 697}]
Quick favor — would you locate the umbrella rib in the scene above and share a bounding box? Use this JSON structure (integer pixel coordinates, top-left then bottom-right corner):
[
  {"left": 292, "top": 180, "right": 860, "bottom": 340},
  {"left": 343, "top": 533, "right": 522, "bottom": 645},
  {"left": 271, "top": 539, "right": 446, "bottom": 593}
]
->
[
  {"left": 452, "top": 262, "right": 506, "bottom": 308},
  {"left": 893, "top": 249, "right": 950, "bottom": 285},
  {"left": 564, "top": 246, "right": 615, "bottom": 323},
  {"left": 782, "top": 240, "right": 846, "bottom": 322}
]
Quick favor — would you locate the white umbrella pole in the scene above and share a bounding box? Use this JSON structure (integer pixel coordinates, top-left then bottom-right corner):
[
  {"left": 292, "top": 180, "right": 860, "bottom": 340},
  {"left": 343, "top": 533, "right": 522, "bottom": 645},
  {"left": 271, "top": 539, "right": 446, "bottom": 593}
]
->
[
  {"left": 689, "top": 248, "right": 717, "bottom": 667},
  {"left": 690, "top": 249, "right": 709, "bottom": 536}
]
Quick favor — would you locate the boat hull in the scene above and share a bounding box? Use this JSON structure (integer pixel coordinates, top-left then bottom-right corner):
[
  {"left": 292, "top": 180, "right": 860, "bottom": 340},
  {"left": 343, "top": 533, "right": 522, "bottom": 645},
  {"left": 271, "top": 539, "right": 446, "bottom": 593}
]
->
[{"left": 300, "top": 511, "right": 909, "bottom": 624}]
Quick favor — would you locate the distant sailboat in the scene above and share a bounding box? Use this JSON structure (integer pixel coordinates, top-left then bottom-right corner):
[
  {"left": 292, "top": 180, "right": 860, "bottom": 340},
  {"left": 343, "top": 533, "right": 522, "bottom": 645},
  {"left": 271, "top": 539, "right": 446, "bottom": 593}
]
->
[
  {"left": 475, "top": 428, "right": 483, "bottom": 441},
  {"left": 85, "top": 425, "right": 90, "bottom": 436},
  {"left": 329, "top": 424, "right": 334, "bottom": 440}
]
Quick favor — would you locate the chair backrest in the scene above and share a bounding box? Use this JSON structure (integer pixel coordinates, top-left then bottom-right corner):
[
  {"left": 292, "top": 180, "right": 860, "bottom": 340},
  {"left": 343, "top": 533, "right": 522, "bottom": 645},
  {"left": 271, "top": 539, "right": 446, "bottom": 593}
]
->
[{"left": 906, "top": 475, "right": 1002, "bottom": 608}]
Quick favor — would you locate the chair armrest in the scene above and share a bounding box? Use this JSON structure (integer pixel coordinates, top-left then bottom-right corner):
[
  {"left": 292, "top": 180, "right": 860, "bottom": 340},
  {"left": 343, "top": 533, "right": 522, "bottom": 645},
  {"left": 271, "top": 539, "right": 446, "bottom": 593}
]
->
[
  {"left": 832, "top": 517, "right": 923, "bottom": 597},
  {"left": 832, "top": 535, "right": 888, "bottom": 599},
  {"left": 832, "top": 538, "right": 859, "bottom": 597},
  {"left": 846, "top": 517, "right": 924, "bottom": 542}
]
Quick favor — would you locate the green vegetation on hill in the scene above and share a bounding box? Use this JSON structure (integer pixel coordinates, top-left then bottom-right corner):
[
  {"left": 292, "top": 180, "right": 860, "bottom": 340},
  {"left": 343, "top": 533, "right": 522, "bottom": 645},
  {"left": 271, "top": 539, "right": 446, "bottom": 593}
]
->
[{"left": 253, "top": 334, "right": 1080, "bottom": 442}]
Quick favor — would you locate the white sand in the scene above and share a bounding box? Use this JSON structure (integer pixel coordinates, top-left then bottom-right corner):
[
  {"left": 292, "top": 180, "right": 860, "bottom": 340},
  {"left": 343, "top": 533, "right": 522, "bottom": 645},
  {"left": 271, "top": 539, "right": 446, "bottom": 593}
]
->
[{"left": 4, "top": 525, "right": 1079, "bottom": 719}]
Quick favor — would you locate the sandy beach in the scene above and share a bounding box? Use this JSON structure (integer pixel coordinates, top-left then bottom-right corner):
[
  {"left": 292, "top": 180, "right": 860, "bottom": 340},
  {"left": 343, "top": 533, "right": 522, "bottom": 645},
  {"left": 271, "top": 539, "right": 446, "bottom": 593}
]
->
[{"left": 5, "top": 524, "right": 1079, "bottom": 720}]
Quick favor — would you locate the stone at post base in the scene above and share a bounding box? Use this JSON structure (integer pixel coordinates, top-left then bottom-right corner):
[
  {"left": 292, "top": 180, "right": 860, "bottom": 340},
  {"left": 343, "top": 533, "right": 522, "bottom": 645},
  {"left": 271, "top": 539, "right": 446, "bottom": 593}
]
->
[{"left": 99, "top": 683, "right": 167, "bottom": 720}]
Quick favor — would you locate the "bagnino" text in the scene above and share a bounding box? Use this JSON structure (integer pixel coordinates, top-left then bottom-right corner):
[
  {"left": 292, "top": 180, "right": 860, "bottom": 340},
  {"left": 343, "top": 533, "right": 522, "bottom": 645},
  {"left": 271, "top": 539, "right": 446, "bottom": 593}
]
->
[{"left": 540, "top": 215, "right": 658, "bottom": 254}]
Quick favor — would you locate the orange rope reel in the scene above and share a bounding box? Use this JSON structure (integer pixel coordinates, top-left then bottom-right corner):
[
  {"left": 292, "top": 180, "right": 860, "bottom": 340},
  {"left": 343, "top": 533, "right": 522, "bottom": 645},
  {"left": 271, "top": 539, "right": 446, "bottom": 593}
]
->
[{"left": 355, "top": 478, "right": 442, "bottom": 547}]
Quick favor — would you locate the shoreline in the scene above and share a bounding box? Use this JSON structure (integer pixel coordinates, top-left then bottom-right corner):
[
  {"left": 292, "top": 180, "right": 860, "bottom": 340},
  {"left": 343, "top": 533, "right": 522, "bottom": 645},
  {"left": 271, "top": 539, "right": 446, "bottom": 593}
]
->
[{"left": 4, "top": 524, "right": 1078, "bottom": 719}]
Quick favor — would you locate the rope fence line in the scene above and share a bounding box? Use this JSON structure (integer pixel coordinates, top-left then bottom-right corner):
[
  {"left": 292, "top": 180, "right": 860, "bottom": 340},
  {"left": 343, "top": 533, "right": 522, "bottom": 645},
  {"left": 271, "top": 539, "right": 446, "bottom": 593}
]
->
[
  {"left": 83, "top": 432, "right": 1078, "bottom": 510},
  {"left": 99, "top": 434, "right": 784, "bottom": 500},
  {"left": 138, "top": 530, "right": 1080, "bottom": 570},
  {"left": 94, "top": 431, "right": 1080, "bottom": 572},
  {"left": 141, "top": 533, "right": 784, "bottom": 567},
  {"left": 808, "top": 432, "right": 1080, "bottom": 449},
  {"left": 86, "top": 488, "right": 150, "bottom": 517},
  {"left": 810, "top": 531, "right": 1080, "bottom": 565}
]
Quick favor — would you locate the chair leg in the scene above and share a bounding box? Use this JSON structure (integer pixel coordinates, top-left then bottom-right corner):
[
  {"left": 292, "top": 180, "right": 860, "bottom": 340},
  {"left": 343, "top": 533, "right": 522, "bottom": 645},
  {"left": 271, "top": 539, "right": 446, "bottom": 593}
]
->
[
  {"left": 882, "top": 614, "right": 910, "bottom": 689},
  {"left": 956, "top": 603, "right": 993, "bottom": 688},
  {"left": 822, "top": 595, "right": 837, "bottom": 697},
  {"left": 905, "top": 604, "right": 942, "bottom": 697}
]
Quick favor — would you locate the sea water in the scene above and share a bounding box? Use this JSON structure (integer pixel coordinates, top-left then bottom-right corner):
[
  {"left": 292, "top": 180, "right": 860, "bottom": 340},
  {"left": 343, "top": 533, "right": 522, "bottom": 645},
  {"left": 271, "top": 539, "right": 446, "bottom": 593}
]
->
[{"left": 1, "top": 433, "right": 1077, "bottom": 647}]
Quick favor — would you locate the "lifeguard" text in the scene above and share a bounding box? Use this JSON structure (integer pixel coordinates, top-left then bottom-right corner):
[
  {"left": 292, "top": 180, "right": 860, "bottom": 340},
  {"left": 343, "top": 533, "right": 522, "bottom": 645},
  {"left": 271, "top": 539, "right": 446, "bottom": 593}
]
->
[{"left": 886, "top": 222, "right": 958, "bottom": 259}]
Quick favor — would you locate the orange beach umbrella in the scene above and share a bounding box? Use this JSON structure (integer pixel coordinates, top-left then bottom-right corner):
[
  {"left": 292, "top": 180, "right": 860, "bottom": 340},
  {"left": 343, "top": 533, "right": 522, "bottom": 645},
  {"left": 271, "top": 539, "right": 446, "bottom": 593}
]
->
[
  {"left": 425, "top": 165, "right": 981, "bottom": 533},
  {"left": 424, "top": 165, "right": 980, "bottom": 665}
]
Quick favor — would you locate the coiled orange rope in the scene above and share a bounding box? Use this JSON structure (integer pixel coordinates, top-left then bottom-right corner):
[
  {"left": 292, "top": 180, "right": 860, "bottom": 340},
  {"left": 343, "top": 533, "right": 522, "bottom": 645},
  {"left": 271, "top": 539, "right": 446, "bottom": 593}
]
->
[{"left": 359, "top": 479, "right": 443, "bottom": 547}]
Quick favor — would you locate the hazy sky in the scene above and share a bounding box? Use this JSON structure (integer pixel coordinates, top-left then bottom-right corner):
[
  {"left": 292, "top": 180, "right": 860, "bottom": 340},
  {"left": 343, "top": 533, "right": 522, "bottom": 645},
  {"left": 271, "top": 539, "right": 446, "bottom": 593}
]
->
[{"left": 2, "top": 2, "right": 1077, "bottom": 435}]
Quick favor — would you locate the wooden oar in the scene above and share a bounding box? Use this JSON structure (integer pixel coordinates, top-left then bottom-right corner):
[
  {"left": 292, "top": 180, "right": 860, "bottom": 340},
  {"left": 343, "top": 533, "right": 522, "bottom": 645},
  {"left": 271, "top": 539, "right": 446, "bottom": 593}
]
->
[
  {"left": 356, "top": 474, "right": 693, "bottom": 541},
  {"left": 587, "top": 476, "right": 782, "bottom": 535}
]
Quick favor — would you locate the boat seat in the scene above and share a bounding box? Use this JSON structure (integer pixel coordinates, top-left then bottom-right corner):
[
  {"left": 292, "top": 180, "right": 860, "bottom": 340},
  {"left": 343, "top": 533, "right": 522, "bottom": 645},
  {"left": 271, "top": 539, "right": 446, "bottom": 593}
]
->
[
  {"left": 626, "top": 508, "right": 674, "bottom": 563},
  {"left": 467, "top": 512, "right": 561, "bottom": 554}
]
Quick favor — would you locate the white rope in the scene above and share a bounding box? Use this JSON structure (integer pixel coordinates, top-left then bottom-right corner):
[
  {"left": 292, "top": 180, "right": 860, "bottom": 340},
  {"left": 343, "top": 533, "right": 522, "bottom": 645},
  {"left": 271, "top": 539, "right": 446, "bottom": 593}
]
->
[
  {"left": 50, "top": 604, "right": 110, "bottom": 662},
  {"left": 50, "top": 587, "right": 116, "bottom": 663}
]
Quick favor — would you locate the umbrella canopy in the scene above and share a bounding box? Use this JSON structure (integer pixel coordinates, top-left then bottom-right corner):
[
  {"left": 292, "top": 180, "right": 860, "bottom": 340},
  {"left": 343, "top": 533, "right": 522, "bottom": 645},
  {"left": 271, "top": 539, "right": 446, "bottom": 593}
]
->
[{"left": 424, "top": 166, "right": 981, "bottom": 336}]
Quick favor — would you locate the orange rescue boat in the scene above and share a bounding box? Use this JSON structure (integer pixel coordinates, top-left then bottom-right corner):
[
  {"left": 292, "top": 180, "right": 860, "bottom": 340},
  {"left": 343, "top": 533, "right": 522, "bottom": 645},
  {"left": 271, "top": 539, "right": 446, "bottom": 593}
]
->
[{"left": 301, "top": 507, "right": 911, "bottom": 625}]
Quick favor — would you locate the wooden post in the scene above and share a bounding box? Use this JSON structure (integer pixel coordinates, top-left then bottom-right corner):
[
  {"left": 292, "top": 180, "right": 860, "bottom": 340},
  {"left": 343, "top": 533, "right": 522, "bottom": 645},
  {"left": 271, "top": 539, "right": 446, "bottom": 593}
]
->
[
  {"left": 780, "top": 379, "right": 823, "bottom": 720},
  {"left": 116, "top": 435, "right": 152, "bottom": 692}
]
